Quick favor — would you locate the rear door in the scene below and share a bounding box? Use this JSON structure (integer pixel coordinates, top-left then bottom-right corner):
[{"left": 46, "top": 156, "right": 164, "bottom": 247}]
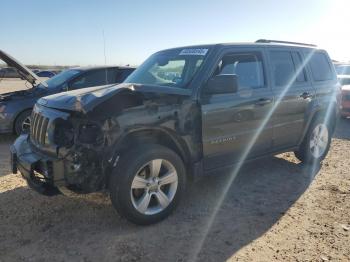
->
[
  {"left": 201, "top": 47, "right": 274, "bottom": 171},
  {"left": 268, "top": 48, "right": 315, "bottom": 150}
]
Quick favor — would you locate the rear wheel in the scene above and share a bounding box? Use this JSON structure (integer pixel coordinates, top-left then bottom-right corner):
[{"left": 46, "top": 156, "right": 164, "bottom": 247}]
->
[
  {"left": 14, "top": 110, "right": 32, "bottom": 135},
  {"left": 294, "top": 116, "right": 332, "bottom": 164},
  {"left": 109, "top": 144, "right": 186, "bottom": 225}
]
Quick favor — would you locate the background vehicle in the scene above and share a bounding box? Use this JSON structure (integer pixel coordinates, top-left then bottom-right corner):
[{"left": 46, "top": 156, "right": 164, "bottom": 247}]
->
[
  {"left": 52, "top": 70, "right": 63, "bottom": 75},
  {"left": 0, "top": 49, "right": 135, "bottom": 135},
  {"left": 36, "top": 70, "right": 56, "bottom": 78},
  {"left": 11, "top": 40, "right": 340, "bottom": 225},
  {"left": 334, "top": 63, "right": 350, "bottom": 75},
  {"left": 334, "top": 63, "right": 350, "bottom": 118},
  {"left": 0, "top": 67, "right": 21, "bottom": 78},
  {"left": 31, "top": 69, "right": 41, "bottom": 74},
  {"left": 341, "top": 85, "right": 350, "bottom": 118}
]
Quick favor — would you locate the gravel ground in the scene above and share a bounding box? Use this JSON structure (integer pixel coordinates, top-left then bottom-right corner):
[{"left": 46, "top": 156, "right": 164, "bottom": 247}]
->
[
  {"left": 0, "top": 80, "right": 349, "bottom": 261},
  {"left": 0, "top": 78, "right": 48, "bottom": 92}
]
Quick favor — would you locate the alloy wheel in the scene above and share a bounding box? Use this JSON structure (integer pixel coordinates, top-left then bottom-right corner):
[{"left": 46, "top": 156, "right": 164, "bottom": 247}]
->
[
  {"left": 130, "top": 159, "right": 178, "bottom": 215},
  {"left": 310, "top": 123, "right": 329, "bottom": 158},
  {"left": 21, "top": 116, "right": 31, "bottom": 133}
]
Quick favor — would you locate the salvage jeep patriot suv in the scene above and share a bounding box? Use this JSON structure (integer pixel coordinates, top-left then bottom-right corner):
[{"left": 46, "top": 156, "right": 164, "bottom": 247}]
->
[{"left": 11, "top": 40, "right": 341, "bottom": 225}]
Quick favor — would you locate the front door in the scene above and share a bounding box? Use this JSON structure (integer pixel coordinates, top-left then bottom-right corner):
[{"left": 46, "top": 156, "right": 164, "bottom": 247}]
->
[{"left": 201, "top": 48, "right": 274, "bottom": 171}]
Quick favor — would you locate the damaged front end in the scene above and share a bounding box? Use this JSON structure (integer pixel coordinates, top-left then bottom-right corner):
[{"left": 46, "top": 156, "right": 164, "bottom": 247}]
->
[{"left": 11, "top": 83, "right": 201, "bottom": 196}]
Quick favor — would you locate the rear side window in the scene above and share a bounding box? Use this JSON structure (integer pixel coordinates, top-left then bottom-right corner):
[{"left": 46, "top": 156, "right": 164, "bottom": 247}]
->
[
  {"left": 106, "top": 68, "right": 135, "bottom": 84},
  {"left": 116, "top": 69, "right": 135, "bottom": 82},
  {"left": 215, "top": 52, "right": 265, "bottom": 89},
  {"left": 270, "top": 51, "right": 296, "bottom": 87},
  {"left": 308, "top": 52, "right": 333, "bottom": 81},
  {"left": 105, "top": 68, "right": 118, "bottom": 84},
  {"left": 291, "top": 52, "right": 307, "bottom": 82}
]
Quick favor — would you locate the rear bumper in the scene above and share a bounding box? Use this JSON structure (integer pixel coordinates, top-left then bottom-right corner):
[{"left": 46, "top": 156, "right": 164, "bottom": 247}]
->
[{"left": 10, "top": 134, "right": 63, "bottom": 196}]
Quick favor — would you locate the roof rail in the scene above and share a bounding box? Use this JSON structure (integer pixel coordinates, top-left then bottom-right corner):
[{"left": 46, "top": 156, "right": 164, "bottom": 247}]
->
[{"left": 255, "top": 39, "right": 317, "bottom": 47}]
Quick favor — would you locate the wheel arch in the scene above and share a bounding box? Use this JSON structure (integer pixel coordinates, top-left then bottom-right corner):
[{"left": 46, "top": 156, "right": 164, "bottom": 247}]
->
[
  {"left": 112, "top": 127, "right": 192, "bottom": 166},
  {"left": 12, "top": 108, "right": 32, "bottom": 134},
  {"left": 299, "top": 101, "right": 338, "bottom": 145}
]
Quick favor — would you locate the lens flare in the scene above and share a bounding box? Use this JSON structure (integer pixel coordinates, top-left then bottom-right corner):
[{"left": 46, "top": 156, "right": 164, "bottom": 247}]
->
[{"left": 190, "top": 49, "right": 320, "bottom": 261}]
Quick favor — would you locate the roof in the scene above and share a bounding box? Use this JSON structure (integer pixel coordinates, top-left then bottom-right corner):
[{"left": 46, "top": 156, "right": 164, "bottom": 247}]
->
[
  {"left": 160, "top": 41, "right": 320, "bottom": 53},
  {"left": 70, "top": 65, "right": 136, "bottom": 71},
  {"left": 334, "top": 63, "right": 350, "bottom": 66}
]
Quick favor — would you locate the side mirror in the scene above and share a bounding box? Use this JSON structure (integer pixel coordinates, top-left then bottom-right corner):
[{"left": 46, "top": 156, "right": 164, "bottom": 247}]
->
[{"left": 204, "top": 74, "right": 239, "bottom": 95}]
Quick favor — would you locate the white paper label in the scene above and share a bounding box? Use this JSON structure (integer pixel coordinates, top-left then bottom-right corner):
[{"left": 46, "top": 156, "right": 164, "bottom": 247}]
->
[{"left": 179, "top": 48, "right": 208, "bottom": 56}]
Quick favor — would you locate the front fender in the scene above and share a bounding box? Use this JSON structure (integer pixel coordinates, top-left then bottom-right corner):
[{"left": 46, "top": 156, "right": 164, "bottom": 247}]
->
[{"left": 109, "top": 126, "right": 191, "bottom": 164}]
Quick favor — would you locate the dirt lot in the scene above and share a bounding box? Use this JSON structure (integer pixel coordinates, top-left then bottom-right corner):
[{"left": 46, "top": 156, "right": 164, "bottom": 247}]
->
[
  {"left": 0, "top": 78, "right": 47, "bottom": 93},
  {"left": 0, "top": 79, "right": 349, "bottom": 261}
]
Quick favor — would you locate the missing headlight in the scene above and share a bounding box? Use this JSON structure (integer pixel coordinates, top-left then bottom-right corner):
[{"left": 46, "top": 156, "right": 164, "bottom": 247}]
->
[
  {"left": 53, "top": 119, "right": 74, "bottom": 147},
  {"left": 78, "top": 123, "right": 103, "bottom": 144}
]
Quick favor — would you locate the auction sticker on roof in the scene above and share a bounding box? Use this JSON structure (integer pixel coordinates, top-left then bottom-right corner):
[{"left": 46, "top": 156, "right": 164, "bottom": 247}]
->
[{"left": 179, "top": 48, "right": 208, "bottom": 56}]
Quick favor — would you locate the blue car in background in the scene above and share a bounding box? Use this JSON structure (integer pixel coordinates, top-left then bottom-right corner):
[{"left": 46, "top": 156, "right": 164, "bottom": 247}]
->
[
  {"left": 0, "top": 49, "right": 135, "bottom": 135},
  {"left": 36, "top": 70, "right": 56, "bottom": 78}
]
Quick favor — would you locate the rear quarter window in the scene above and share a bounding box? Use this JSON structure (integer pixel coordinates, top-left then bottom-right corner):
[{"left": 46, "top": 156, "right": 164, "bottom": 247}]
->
[
  {"left": 308, "top": 52, "right": 334, "bottom": 81},
  {"left": 116, "top": 69, "right": 135, "bottom": 82}
]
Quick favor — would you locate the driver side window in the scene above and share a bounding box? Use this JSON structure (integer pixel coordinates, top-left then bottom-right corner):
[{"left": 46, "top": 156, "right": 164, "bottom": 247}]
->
[{"left": 214, "top": 52, "right": 265, "bottom": 90}]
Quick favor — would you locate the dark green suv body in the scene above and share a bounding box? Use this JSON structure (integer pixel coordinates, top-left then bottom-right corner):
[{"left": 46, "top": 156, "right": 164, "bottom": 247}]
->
[{"left": 11, "top": 40, "right": 341, "bottom": 224}]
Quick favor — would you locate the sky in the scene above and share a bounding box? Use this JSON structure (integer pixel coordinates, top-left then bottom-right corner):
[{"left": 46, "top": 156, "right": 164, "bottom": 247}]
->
[{"left": 1, "top": 0, "right": 349, "bottom": 66}]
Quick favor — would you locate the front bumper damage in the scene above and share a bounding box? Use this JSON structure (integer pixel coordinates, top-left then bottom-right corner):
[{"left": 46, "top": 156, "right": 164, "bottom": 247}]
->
[
  {"left": 10, "top": 134, "right": 63, "bottom": 196},
  {"left": 10, "top": 85, "right": 201, "bottom": 196},
  {"left": 11, "top": 133, "right": 107, "bottom": 196}
]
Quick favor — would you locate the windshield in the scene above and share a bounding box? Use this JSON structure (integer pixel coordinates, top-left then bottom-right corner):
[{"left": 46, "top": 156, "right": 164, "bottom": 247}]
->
[
  {"left": 39, "top": 69, "right": 81, "bottom": 88},
  {"left": 124, "top": 48, "right": 209, "bottom": 88},
  {"left": 335, "top": 65, "right": 350, "bottom": 75}
]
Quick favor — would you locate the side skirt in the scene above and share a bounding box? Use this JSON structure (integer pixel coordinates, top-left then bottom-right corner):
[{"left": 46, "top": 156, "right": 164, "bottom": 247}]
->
[{"left": 192, "top": 146, "right": 299, "bottom": 181}]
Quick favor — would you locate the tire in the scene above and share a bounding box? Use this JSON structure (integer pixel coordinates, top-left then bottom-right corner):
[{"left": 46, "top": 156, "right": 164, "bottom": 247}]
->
[
  {"left": 14, "top": 110, "right": 32, "bottom": 135},
  {"left": 26, "top": 177, "right": 61, "bottom": 196},
  {"left": 294, "top": 115, "right": 333, "bottom": 164},
  {"left": 109, "top": 144, "right": 186, "bottom": 225}
]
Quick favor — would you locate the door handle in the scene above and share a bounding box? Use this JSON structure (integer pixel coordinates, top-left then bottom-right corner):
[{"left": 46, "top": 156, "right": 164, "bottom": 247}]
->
[
  {"left": 300, "top": 92, "right": 312, "bottom": 99},
  {"left": 255, "top": 98, "right": 272, "bottom": 106}
]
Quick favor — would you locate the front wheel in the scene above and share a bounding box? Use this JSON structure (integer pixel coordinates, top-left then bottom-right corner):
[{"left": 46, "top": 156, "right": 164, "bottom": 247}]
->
[
  {"left": 294, "top": 116, "right": 332, "bottom": 164},
  {"left": 14, "top": 110, "right": 32, "bottom": 135},
  {"left": 109, "top": 144, "right": 186, "bottom": 225}
]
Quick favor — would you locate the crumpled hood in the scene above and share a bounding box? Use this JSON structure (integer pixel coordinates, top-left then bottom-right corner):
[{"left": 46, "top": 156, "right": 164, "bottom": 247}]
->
[{"left": 38, "top": 83, "right": 191, "bottom": 113}]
